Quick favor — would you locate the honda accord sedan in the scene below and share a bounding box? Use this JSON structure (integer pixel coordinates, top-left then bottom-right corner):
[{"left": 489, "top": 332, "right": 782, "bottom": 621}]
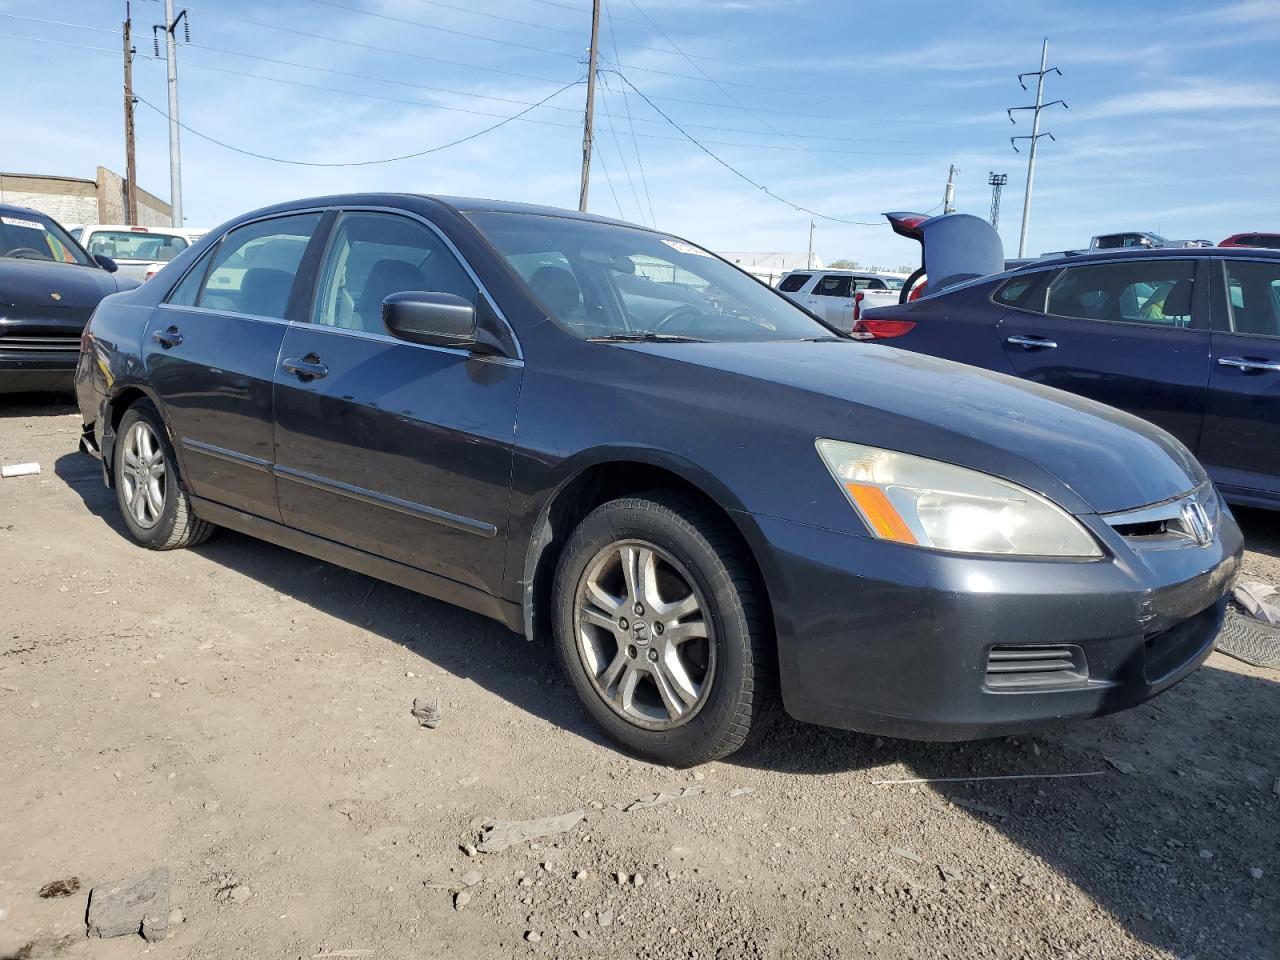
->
[{"left": 74, "top": 194, "right": 1241, "bottom": 765}]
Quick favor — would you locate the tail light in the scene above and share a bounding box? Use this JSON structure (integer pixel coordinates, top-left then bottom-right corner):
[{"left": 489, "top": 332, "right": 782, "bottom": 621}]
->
[
  {"left": 852, "top": 291, "right": 865, "bottom": 326},
  {"left": 850, "top": 318, "right": 916, "bottom": 340}
]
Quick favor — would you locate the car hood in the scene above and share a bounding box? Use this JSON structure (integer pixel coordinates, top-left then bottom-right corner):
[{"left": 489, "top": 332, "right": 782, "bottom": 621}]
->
[
  {"left": 0, "top": 257, "right": 123, "bottom": 312},
  {"left": 628, "top": 339, "right": 1203, "bottom": 515}
]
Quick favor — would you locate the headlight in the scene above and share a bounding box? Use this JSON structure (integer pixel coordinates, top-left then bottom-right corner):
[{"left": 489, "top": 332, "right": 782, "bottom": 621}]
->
[{"left": 815, "top": 439, "right": 1102, "bottom": 558}]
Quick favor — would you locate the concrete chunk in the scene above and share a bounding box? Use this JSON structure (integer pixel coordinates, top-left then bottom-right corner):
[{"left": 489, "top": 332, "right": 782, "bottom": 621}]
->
[{"left": 87, "top": 868, "right": 170, "bottom": 941}]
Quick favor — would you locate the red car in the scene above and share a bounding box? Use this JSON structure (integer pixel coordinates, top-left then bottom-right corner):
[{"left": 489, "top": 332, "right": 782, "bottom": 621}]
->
[{"left": 1220, "top": 232, "right": 1280, "bottom": 249}]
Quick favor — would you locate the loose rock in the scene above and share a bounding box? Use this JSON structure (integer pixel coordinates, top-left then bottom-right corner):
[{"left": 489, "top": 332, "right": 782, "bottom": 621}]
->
[
  {"left": 475, "top": 810, "right": 584, "bottom": 853},
  {"left": 87, "top": 868, "right": 170, "bottom": 941},
  {"left": 38, "top": 877, "right": 81, "bottom": 899},
  {"left": 411, "top": 697, "right": 442, "bottom": 729}
]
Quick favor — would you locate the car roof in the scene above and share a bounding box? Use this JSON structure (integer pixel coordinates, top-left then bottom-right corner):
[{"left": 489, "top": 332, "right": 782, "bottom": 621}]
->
[
  {"left": 0, "top": 202, "right": 52, "bottom": 220},
  {"left": 81, "top": 224, "right": 189, "bottom": 233},
  {"left": 1017, "top": 246, "right": 1280, "bottom": 271}
]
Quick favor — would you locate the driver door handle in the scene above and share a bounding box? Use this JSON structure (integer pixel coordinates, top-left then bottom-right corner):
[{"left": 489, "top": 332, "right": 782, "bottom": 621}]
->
[
  {"left": 283, "top": 354, "right": 329, "bottom": 382},
  {"left": 1218, "top": 356, "right": 1280, "bottom": 373},
  {"left": 1007, "top": 335, "right": 1058, "bottom": 350},
  {"left": 152, "top": 326, "right": 183, "bottom": 349}
]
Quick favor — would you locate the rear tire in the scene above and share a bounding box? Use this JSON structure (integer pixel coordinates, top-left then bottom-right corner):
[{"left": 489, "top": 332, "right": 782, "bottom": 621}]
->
[
  {"left": 552, "top": 492, "right": 777, "bottom": 766},
  {"left": 113, "top": 400, "right": 215, "bottom": 550}
]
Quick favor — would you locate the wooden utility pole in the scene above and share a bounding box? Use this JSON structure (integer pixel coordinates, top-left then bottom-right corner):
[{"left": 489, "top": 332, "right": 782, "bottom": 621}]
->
[
  {"left": 578, "top": 0, "right": 601, "bottom": 212},
  {"left": 123, "top": 2, "right": 139, "bottom": 225}
]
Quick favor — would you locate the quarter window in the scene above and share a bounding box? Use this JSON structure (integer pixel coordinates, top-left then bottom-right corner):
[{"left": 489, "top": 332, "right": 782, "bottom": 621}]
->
[
  {"left": 312, "top": 212, "right": 478, "bottom": 333},
  {"left": 1222, "top": 260, "right": 1280, "bottom": 337},
  {"left": 1045, "top": 261, "right": 1196, "bottom": 328},
  {"left": 812, "top": 275, "right": 852, "bottom": 298},
  {"left": 178, "top": 213, "right": 321, "bottom": 319},
  {"left": 777, "top": 273, "right": 811, "bottom": 293},
  {"left": 994, "top": 272, "right": 1052, "bottom": 311}
]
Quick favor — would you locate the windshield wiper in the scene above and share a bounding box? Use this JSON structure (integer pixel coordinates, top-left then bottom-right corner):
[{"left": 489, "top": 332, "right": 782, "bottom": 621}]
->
[{"left": 587, "top": 332, "right": 708, "bottom": 343}]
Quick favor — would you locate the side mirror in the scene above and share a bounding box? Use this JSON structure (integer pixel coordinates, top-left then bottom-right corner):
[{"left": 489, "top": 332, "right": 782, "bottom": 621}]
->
[
  {"left": 383, "top": 291, "right": 477, "bottom": 348},
  {"left": 94, "top": 254, "right": 118, "bottom": 273}
]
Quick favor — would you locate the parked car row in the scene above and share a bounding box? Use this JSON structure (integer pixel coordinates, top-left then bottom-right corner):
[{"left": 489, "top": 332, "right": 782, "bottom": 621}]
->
[{"left": 66, "top": 192, "right": 1243, "bottom": 765}]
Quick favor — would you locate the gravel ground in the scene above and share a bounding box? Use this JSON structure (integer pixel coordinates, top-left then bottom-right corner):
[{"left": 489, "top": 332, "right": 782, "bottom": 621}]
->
[{"left": 1, "top": 394, "right": 1277, "bottom": 960}]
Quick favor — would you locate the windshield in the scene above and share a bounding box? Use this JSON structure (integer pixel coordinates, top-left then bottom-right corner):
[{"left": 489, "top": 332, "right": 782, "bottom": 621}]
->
[
  {"left": 83, "top": 229, "right": 188, "bottom": 263},
  {"left": 0, "top": 213, "right": 92, "bottom": 266},
  {"left": 469, "top": 212, "right": 834, "bottom": 342}
]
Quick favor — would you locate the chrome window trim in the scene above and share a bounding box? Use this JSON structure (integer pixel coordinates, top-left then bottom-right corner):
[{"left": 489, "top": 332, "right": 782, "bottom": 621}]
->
[{"left": 320, "top": 205, "right": 523, "bottom": 361}]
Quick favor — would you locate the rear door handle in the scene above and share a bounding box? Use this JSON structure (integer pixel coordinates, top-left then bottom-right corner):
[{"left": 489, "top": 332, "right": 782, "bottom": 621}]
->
[
  {"left": 152, "top": 326, "right": 183, "bottom": 349},
  {"left": 1218, "top": 356, "right": 1280, "bottom": 373},
  {"left": 283, "top": 354, "right": 329, "bottom": 382},
  {"left": 1007, "top": 335, "right": 1058, "bottom": 350}
]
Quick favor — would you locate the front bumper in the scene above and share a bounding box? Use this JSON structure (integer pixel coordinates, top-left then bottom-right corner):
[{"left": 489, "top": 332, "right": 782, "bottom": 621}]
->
[{"left": 752, "top": 506, "right": 1242, "bottom": 741}]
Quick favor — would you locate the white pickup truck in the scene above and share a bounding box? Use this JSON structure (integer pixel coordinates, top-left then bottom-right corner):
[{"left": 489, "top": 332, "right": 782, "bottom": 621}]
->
[{"left": 775, "top": 269, "right": 907, "bottom": 334}]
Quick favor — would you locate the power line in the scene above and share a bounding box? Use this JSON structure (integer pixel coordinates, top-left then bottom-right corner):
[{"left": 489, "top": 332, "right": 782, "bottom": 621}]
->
[
  {"left": 520, "top": 0, "right": 783, "bottom": 57},
  {"left": 603, "top": 4, "right": 655, "bottom": 226},
  {"left": 130, "top": 77, "right": 584, "bottom": 166},
  {"left": 607, "top": 70, "right": 883, "bottom": 227}
]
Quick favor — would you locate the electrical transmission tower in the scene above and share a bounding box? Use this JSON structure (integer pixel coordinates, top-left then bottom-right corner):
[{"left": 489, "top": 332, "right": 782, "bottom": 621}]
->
[
  {"left": 1008, "top": 39, "right": 1067, "bottom": 257},
  {"left": 988, "top": 172, "right": 1007, "bottom": 230}
]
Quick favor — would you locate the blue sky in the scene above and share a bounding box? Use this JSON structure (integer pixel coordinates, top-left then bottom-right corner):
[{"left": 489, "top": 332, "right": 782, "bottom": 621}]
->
[{"left": 2, "top": 0, "right": 1278, "bottom": 267}]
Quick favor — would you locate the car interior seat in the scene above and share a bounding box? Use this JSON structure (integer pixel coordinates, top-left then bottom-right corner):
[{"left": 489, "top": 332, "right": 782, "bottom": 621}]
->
[{"left": 354, "top": 259, "right": 429, "bottom": 333}]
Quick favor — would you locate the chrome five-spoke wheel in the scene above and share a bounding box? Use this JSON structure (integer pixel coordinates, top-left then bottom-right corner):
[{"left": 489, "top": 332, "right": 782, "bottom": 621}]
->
[
  {"left": 574, "top": 539, "right": 715, "bottom": 730},
  {"left": 120, "top": 419, "right": 166, "bottom": 529}
]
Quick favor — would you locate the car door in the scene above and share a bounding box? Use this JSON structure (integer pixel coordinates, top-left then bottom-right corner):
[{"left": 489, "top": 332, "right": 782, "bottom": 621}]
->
[
  {"left": 1197, "top": 257, "right": 1280, "bottom": 500},
  {"left": 271, "top": 209, "right": 521, "bottom": 596},
  {"left": 806, "top": 274, "right": 853, "bottom": 327},
  {"left": 995, "top": 258, "right": 1211, "bottom": 451},
  {"left": 143, "top": 211, "right": 324, "bottom": 521}
]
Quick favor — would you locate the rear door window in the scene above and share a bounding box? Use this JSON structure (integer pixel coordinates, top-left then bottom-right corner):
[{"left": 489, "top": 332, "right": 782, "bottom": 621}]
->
[
  {"left": 1222, "top": 260, "right": 1280, "bottom": 337},
  {"left": 777, "top": 273, "right": 811, "bottom": 293},
  {"left": 1046, "top": 261, "right": 1196, "bottom": 327},
  {"left": 812, "top": 275, "right": 852, "bottom": 298},
  {"left": 184, "top": 213, "right": 322, "bottom": 320}
]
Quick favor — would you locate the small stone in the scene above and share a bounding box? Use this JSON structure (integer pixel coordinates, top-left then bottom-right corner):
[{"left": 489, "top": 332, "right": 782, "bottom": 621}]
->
[
  {"left": 150, "top": 691, "right": 162, "bottom": 699},
  {"left": 459, "top": 870, "right": 482, "bottom": 888},
  {"left": 692, "top": 771, "right": 704, "bottom": 782},
  {"left": 597, "top": 909, "right": 614, "bottom": 928},
  {"left": 574, "top": 928, "right": 588, "bottom": 938},
  {"left": 1249, "top": 867, "right": 1264, "bottom": 880},
  {"left": 174, "top": 677, "right": 191, "bottom": 685},
  {"left": 228, "top": 885, "right": 252, "bottom": 902},
  {"left": 615, "top": 871, "right": 627, "bottom": 885},
  {"left": 453, "top": 891, "right": 471, "bottom": 911},
  {"left": 525, "top": 930, "right": 542, "bottom": 942},
  {"left": 204, "top": 801, "right": 220, "bottom": 813},
  {"left": 406, "top": 671, "right": 416, "bottom": 678},
  {"left": 1105, "top": 756, "right": 1137, "bottom": 775},
  {"left": 632, "top": 873, "right": 644, "bottom": 887},
  {"left": 1198, "top": 849, "right": 1214, "bottom": 860},
  {"left": 39, "top": 877, "right": 81, "bottom": 899},
  {"left": 519, "top": 877, "right": 534, "bottom": 888},
  {"left": 462, "top": 843, "right": 478, "bottom": 858},
  {"left": 168, "top": 907, "right": 186, "bottom": 925},
  {"left": 574, "top": 869, "right": 589, "bottom": 881}
]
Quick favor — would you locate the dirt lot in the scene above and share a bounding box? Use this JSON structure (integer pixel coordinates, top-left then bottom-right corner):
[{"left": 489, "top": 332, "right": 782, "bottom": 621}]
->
[{"left": 1, "top": 394, "right": 1277, "bottom": 960}]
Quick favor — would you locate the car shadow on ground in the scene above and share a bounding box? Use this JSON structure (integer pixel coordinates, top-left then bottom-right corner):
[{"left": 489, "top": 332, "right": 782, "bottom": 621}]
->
[
  {"left": 1233, "top": 505, "right": 1280, "bottom": 560},
  {"left": 53, "top": 450, "right": 1279, "bottom": 958}
]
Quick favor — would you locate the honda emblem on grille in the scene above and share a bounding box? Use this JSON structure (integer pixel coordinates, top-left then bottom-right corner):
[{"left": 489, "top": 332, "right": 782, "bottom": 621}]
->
[{"left": 1180, "top": 499, "right": 1212, "bottom": 545}]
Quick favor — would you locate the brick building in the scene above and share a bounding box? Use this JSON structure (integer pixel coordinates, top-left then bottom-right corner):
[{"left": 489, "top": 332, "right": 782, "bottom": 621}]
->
[{"left": 0, "top": 166, "right": 171, "bottom": 227}]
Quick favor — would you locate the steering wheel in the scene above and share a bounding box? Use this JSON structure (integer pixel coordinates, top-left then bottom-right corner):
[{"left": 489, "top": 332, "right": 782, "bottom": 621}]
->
[
  {"left": 3, "top": 247, "right": 49, "bottom": 260},
  {"left": 651, "top": 305, "right": 705, "bottom": 332}
]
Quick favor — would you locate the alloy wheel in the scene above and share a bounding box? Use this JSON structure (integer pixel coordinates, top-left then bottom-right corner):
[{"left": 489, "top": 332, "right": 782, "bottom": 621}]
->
[
  {"left": 120, "top": 420, "right": 166, "bottom": 529},
  {"left": 574, "top": 539, "right": 716, "bottom": 730}
]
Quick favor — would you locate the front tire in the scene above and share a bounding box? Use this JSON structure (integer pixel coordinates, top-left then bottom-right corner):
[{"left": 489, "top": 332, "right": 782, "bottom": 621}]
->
[
  {"left": 552, "top": 493, "right": 777, "bottom": 766},
  {"left": 113, "top": 400, "right": 214, "bottom": 550}
]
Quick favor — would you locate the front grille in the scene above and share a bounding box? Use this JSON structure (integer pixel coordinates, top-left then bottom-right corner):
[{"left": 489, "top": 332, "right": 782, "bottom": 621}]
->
[
  {"left": 985, "top": 645, "right": 1088, "bottom": 690},
  {"left": 1102, "top": 485, "right": 1219, "bottom": 546},
  {"left": 0, "top": 335, "right": 81, "bottom": 353}
]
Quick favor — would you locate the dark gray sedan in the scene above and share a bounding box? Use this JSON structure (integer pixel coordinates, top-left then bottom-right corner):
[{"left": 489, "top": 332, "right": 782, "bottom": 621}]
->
[{"left": 73, "top": 194, "right": 1241, "bottom": 764}]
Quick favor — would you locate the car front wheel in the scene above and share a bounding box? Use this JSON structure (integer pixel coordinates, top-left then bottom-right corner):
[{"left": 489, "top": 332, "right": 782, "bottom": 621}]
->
[{"left": 552, "top": 493, "right": 777, "bottom": 766}]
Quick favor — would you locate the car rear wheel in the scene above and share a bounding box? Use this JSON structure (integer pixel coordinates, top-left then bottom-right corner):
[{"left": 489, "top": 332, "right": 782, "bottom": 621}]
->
[
  {"left": 552, "top": 493, "right": 777, "bottom": 766},
  {"left": 113, "top": 400, "right": 214, "bottom": 550}
]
